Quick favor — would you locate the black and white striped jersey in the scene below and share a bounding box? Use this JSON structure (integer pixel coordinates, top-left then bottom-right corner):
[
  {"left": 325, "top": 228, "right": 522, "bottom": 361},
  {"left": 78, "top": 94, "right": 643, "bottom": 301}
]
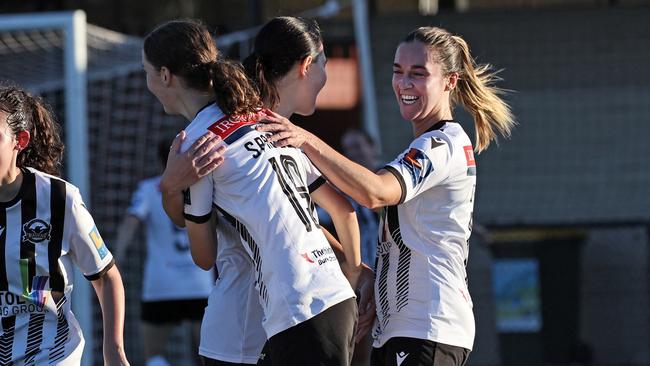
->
[
  {"left": 182, "top": 104, "right": 355, "bottom": 339},
  {"left": 0, "top": 168, "right": 115, "bottom": 365},
  {"left": 373, "top": 121, "right": 476, "bottom": 350}
]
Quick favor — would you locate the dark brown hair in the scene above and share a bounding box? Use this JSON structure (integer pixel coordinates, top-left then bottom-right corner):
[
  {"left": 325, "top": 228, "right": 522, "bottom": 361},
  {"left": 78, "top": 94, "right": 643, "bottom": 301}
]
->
[
  {"left": 0, "top": 84, "right": 64, "bottom": 176},
  {"left": 243, "top": 17, "right": 322, "bottom": 109},
  {"left": 144, "top": 19, "right": 262, "bottom": 116}
]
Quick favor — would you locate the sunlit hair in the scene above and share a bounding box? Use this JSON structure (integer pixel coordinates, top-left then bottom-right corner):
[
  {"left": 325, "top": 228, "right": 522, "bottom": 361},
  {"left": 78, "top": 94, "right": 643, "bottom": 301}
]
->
[
  {"left": 242, "top": 16, "right": 322, "bottom": 110},
  {"left": 0, "top": 84, "right": 64, "bottom": 176},
  {"left": 144, "top": 19, "right": 262, "bottom": 116},
  {"left": 404, "top": 26, "right": 515, "bottom": 153}
]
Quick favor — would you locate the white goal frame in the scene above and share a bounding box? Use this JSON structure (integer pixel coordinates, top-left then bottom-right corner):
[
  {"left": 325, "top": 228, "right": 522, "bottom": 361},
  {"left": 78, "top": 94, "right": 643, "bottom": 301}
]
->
[{"left": 0, "top": 10, "right": 92, "bottom": 366}]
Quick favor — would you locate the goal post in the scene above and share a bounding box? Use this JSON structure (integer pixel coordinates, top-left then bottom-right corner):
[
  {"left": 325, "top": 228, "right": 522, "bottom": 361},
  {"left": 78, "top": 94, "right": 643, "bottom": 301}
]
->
[{"left": 0, "top": 10, "right": 92, "bottom": 366}]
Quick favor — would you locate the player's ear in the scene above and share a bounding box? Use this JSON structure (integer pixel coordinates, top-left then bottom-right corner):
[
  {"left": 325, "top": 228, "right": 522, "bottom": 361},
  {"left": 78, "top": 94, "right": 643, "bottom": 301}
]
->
[
  {"left": 298, "top": 55, "right": 314, "bottom": 78},
  {"left": 15, "top": 130, "right": 30, "bottom": 151},
  {"left": 160, "top": 66, "right": 172, "bottom": 87},
  {"left": 445, "top": 72, "right": 459, "bottom": 91}
]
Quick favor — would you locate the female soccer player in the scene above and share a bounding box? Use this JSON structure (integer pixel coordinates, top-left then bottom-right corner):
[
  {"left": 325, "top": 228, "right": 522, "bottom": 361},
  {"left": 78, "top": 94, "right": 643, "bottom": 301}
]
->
[
  {"left": 143, "top": 19, "right": 361, "bottom": 366},
  {"left": 0, "top": 85, "right": 129, "bottom": 365},
  {"left": 161, "top": 138, "right": 266, "bottom": 366},
  {"left": 257, "top": 26, "right": 516, "bottom": 366},
  {"left": 113, "top": 139, "right": 214, "bottom": 366}
]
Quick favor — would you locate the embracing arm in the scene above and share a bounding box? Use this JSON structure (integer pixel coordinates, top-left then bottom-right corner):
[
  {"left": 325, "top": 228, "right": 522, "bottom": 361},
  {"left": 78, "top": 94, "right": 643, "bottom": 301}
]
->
[
  {"left": 91, "top": 265, "right": 129, "bottom": 366},
  {"left": 258, "top": 111, "right": 401, "bottom": 209},
  {"left": 160, "top": 130, "right": 226, "bottom": 227},
  {"left": 319, "top": 204, "right": 376, "bottom": 341},
  {"left": 312, "top": 183, "right": 362, "bottom": 286},
  {"left": 185, "top": 218, "right": 218, "bottom": 271}
]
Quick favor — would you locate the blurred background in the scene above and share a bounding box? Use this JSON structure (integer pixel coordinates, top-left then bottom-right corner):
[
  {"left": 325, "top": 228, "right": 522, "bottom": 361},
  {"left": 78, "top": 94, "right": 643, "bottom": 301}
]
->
[{"left": 1, "top": 0, "right": 649, "bottom": 365}]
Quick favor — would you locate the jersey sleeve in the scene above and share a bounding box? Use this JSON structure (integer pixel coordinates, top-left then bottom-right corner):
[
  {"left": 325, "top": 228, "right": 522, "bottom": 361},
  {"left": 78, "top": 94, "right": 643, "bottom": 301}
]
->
[
  {"left": 67, "top": 189, "right": 115, "bottom": 280},
  {"left": 300, "top": 152, "right": 326, "bottom": 193},
  {"left": 126, "top": 181, "right": 149, "bottom": 220},
  {"left": 183, "top": 174, "right": 214, "bottom": 223},
  {"left": 383, "top": 132, "right": 452, "bottom": 204}
]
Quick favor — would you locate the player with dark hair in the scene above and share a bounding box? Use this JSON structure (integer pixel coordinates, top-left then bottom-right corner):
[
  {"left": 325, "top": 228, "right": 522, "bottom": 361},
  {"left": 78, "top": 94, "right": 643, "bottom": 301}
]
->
[
  {"left": 144, "top": 19, "right": 364, "bottom": 366},
  {"left": 0, "top": 84, "right": 129, "bottom": 365},
  {"left": 257, "top": 25, "right": 516, "bottom": 366},
  {"left": 113, "top": 138, "right": 213, "bottom": 366}
]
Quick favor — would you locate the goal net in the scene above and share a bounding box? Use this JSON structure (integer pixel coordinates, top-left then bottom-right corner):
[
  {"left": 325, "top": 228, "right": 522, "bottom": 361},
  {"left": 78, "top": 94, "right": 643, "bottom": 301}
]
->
[
  {"left": 0, "top": 13, "right": 188, "bottom": 366},
  {"left": 0, "top": 3, "right": 357, "bottom": 364}
]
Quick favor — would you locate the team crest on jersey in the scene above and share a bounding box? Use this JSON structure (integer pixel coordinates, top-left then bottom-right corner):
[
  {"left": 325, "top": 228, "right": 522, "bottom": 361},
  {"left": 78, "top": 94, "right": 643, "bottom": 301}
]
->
[
  {"left": 400, "top": 148, "right": 433, "bottom": 187},
  {"left": 89, "top": 226, "right": 109, "bottom": 259},
  {"left": 22, "top": 218, "right": 51, "bottom": 244}
]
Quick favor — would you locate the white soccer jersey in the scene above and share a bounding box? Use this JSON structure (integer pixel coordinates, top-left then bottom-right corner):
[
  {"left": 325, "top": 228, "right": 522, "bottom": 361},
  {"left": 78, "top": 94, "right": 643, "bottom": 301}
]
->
[
  {"left": 0, "top": 168, "right": 115, "bottom": 365},
  {"left": 127, "top": 176, "right": 213, "bottom": 302},
  {"left": 372, "top": 121, "right": 476, "bottom": 350},
  {"left": 182, "top": 104, "right": 355, "bottom": 338},
  {"left": 199, "top": 215, "right": 265, "bottom": 364}
]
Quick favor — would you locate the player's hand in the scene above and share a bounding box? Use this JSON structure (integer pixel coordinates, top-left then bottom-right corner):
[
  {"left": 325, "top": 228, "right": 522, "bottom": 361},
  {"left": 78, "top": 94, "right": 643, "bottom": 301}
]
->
[
  {"left": 355, "top": 263, "right": 376, "bottom": 342},
  {"left": 161, "top": 130, "right": 225, "bottom": 193},
  {"left": 256, "top": 110, "right": 311, "bottom": 148}
]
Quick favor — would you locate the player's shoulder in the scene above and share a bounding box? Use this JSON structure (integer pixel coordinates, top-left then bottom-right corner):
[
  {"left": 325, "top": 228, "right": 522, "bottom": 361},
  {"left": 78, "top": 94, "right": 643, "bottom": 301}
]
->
[
  {"left": 27, "top": 167, "right": 82, "bottom": 201},
  {"left": 182, "top": 103, "right": 226, "bottom": 147},
  {"left": 417, "top": 121, "right": 468, "bottom": 153}
]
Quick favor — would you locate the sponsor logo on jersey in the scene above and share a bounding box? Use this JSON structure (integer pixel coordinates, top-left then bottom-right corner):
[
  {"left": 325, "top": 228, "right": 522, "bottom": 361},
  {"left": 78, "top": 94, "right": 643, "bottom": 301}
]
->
[
  {"left": 0, "top": 261, "right": 51, "bottom": 316},
  {"left": 22, "top": 218, "right": 51, "bottom": 244},
  {"left": 400, "top": 148, "right": 433, "bottom": 187},
  {"left": 0, "top": 292, "right": 46, "bottom": 316},
  {"left": 89, "top": 226, "right": 109, "bottom": 259},
  {"left": 20, "top": 263, "right": 49, "bottom": 308},
  {"left": 464, "top": 145, "right": 476, "bottom": 176},
  {"left": 300, "top": 253, "right": 315, "bottom": 263},
  {"left": 207, "top": 110, "right": 266, "bottom": 145},
  {"left": 301, "top": 246, "right": 337, "bottom": 266}
]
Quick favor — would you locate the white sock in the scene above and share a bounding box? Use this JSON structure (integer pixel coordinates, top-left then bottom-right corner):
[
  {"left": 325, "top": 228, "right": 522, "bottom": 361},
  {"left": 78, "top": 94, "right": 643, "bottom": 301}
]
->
[{"left": 146, "top": 355, "right": 171, "bottom": 366}]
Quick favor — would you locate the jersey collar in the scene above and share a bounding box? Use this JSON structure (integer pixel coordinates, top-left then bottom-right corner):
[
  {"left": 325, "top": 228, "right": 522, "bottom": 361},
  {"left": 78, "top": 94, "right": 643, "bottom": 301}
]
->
[{"left": 425, "top": 119, "right": 458, "bottom": 134}]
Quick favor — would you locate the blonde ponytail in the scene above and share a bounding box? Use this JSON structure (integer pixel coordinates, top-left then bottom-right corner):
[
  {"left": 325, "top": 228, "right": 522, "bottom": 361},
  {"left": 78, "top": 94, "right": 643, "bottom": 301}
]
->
[
  {"left": 451, "top": 35, "right": 514, "bottom": 153},
  {"left": 404, "top": 27, "right": 516, "bottom": 153}
]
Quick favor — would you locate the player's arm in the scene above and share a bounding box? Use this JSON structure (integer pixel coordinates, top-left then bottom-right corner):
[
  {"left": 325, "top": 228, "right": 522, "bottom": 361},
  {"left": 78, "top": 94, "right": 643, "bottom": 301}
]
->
[
  {"left": 321, "top": 226, "right": 344, "bottom": 262},
  {"left": 311, "top": 183, "right": 362, "bottom": 288},
  {"left": 112, "top": 215, "right": 140, "bottom": 259},
  {"left": 183, "top": 170, "right": 218, "bottom": 270},
  {"left": 90, "top": 265, "right": 129, "bottom": 366},
  {"left": 320, "top": 215, "right": 376, "bottom": 341},
  {"left": 161, "top": 130, "right": 226, "bottom": 227},
  {"left": 258, "top": 111, "right": 402, "bottom": 208},
  {"left": 185, "top": 219, "right": 217, "bottom": 270}
]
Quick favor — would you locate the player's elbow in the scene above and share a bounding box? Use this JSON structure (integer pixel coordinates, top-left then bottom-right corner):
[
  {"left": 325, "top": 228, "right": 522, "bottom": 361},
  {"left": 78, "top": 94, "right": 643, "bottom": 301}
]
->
[
  {"left": 357, "top": 192, "right": 386, "bottom": 210},
  {"left": 194, "top": 257, "right": 214, "bottom": 271}
]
